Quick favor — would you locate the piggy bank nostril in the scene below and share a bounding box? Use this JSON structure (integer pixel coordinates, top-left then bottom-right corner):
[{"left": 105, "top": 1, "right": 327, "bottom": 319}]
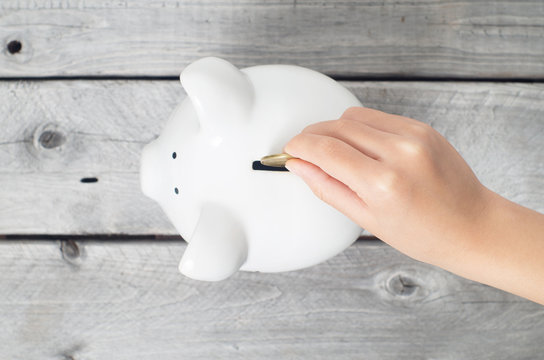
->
[
  {"left": 140, "top": 141, "right": 166, "bottom": 200},
  {"left": 174, "top": 187, "right": 179, "bottom": 195},
  {"left": 172, "top": 152, "right": 177, "bottom": 159}
]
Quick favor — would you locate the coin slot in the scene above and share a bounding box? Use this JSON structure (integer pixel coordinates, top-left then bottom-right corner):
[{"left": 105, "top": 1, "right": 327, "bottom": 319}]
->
[{"left": 252, "top": 160, "right": 289, "bottom": 172}]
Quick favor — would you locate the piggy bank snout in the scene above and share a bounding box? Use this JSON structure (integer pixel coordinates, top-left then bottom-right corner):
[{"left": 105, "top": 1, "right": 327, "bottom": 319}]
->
[{"left": 140, "top": 141, "right": 166, "bottom": 201}]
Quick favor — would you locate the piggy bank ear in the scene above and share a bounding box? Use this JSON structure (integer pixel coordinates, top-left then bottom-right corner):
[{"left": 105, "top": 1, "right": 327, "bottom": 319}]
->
[{"left": 180, "top": 57, "right": 254, "bottom": 133}]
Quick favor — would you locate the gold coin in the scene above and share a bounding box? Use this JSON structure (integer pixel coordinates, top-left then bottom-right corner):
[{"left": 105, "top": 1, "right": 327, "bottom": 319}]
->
[{"left": 260, "top": 153, "right": 295, "bottom": 167}]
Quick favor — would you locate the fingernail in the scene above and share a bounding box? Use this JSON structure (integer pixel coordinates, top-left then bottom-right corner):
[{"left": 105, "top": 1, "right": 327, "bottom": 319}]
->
[
  {"left": 284, "top": 161, "right": 291, "bottom": 170},
  {"left": 285, "top": 160, "right": 298, "bottom": 175}
]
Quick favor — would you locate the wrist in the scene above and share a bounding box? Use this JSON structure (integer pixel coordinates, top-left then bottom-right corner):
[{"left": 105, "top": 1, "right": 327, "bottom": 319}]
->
[
  {"left": 446, "top": 188, "right": 544, "bottom": 304},
  {"left": 431, "top": 186, "right": 499, "bottom": 282}
]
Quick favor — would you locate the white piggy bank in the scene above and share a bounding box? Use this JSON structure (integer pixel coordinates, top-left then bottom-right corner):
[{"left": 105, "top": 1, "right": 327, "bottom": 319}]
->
[{"left": 141, "top": 57, "right": 362, "bottom": 281}]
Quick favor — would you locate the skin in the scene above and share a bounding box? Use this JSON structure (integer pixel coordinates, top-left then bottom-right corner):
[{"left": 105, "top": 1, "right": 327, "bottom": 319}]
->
[{"left": 285, "top": 107, "right": 544, "bottom": 305}]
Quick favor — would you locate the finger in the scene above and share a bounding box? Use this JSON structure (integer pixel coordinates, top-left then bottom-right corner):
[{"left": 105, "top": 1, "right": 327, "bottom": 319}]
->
[
  {"left": 285, "top": 158, "right": 369, "bottom": 226},
  {"left": 341, "top": 106, "right": 425, "bottom": 136},
  {"left": 302, "top": 118, "right": 398, "bottom": 161},
  {"left": 285, "top": 132, "right": 379, "bottom": 198}
]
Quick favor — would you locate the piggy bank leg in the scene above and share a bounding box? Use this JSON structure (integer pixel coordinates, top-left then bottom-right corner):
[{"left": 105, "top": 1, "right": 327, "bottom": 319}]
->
[{"left": 179, "top": 205, "right": 248, "bottom": 281}]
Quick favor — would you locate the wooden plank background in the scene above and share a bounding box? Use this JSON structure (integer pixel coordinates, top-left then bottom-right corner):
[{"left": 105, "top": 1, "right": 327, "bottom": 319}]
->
[
  {"left": 0, "top": 0, "right": 543, "bottom": 78},
  {"left": 1, "top": 0, "right": 543, "bottom": 359},
  {"left": 2, "top": 240, "right": 544, "bottom": 360},
  {"left": 0, "top": 81, "right": 542, "bottom": 234}
]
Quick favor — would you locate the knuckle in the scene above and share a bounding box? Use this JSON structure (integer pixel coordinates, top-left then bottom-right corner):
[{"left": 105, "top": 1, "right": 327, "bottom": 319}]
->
[
  {"left": 396, "top": 138, "right": 428, "bottom": 159},
  {"left": 374, "top": 169, "right": 402, "bottom": 195},
  {"left": 341, "top": 106, "right": 365, "bottom": 119},
  {"left": 410, "top": 122, "right": 435, "bottom": 141}
]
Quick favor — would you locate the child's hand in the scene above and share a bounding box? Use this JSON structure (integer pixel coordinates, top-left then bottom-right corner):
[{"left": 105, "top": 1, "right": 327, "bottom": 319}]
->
[
  {"left": 285, "top": 107, "right": 490, "bottom": 267},
  {"left": 285, "top": 107, "right": 544, "bottom": 305}
]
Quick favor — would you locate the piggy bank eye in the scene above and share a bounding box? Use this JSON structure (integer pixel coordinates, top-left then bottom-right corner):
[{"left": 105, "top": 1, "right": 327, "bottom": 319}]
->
[{"left": 172, "top": 152, "right": 179, "bottom": 195}]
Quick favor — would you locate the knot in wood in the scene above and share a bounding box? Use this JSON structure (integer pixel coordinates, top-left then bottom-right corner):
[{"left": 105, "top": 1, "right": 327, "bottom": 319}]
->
[
  {"left": 38, "top": 130, "right": 66, "bottom": 149},
  {"left": 59, "top": 343, "right": 84, "bottom": 360},
  {"left": 60, "top": 239, "right": 80, "bottom": 260},
  {"left": 7, "top": 40, "right": 22, "bottom": 54},
  {"left": 387, "top": 273, "right": 419, "bottom": 297}
]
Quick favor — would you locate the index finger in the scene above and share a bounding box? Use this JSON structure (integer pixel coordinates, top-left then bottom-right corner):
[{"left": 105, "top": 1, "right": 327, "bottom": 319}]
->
[{"left": 285, "top": 132, "right": 380, "bottom": 198}]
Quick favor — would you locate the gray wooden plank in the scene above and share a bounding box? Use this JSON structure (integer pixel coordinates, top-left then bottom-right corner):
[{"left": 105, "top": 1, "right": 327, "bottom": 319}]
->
[
  {"left": 0, "top": 81, "right": 542, "bottom": 235},
  {"left": 1, "top": 0, "right": 544, "bottom": 78},
  {"left": 1, "top": 240, "right": 542, "bottom": 360}
]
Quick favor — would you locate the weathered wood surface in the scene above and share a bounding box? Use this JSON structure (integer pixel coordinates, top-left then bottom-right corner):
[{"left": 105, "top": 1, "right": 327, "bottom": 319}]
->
[
  {"left": 1, "top": 0, "right": 544, "bottom": 78},
  {"left": 1, "top": 81, "right": 542, "bottom": 234},
  {"left": 1, "top": 240, "right": 542, "bottom": 360}
]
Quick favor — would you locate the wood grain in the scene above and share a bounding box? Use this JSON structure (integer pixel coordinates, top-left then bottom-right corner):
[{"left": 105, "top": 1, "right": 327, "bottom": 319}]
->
[
  {"left": 1, "top": 0, "right": 544, "bottom": 78},
  {"left": 1, "top": 240, "right": 542, "bottom": 360},
  {"left": 0, "top": 80, "right": 542, "bottom": 235}
]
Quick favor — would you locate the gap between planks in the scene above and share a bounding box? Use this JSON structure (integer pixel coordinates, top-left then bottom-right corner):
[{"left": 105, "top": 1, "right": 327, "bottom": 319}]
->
[
  {"left": 0, "top": 234, "right": 379, "bottom": 242},
  {"left": 1, "top": 76, "right": 544, "bottom": 82},
  {"left": 1, "top": 239, "right": 543, "bottom": 360},
  {"left": 0, "top": 80, "right": 542, "bottom": 234},
  {"left": 1, "top": 0, "right": 544, "bottom": 78}
]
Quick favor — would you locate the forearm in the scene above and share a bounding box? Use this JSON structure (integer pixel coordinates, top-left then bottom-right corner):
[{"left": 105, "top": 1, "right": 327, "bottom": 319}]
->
[{"left": 448, "top": 189, "right": 544, "bottom": 305}]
